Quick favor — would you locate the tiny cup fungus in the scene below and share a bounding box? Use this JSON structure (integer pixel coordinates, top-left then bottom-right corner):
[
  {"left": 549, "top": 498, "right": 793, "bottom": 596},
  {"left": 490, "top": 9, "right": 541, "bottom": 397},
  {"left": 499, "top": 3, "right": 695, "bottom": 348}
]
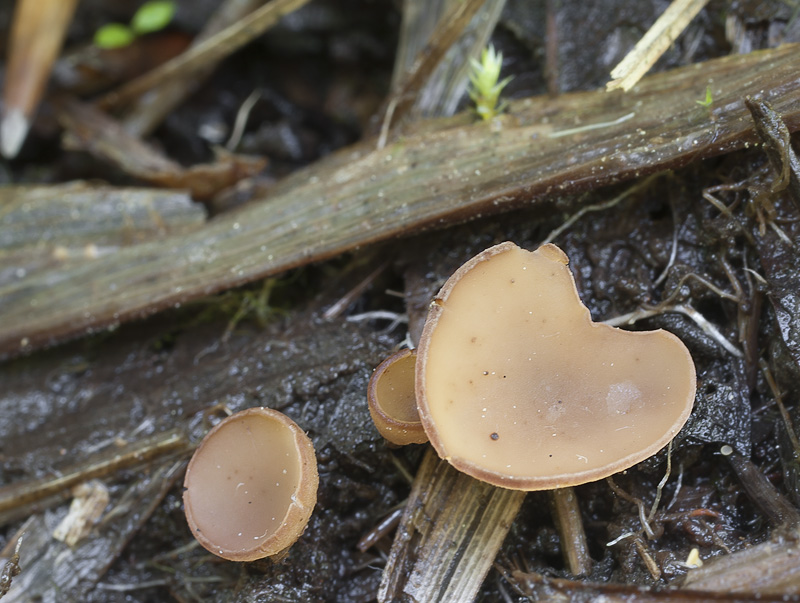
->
[
  {"left": 183, "top": 407, "right": 318, "bottom": 562},
  {"left": 368, "top": 348, "right": 428, "bottom": 445},
  {"left": 416, "top": 242, "right": 696, "bottom": 491}
]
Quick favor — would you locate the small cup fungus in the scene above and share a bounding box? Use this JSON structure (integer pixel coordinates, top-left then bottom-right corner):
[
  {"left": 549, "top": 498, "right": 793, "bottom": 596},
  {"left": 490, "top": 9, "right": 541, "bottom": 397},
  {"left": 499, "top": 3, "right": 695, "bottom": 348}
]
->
[
  {"left": 368, "top": 348, "right": 428, "bottom": 445},
  {"left": 183, "top": 407, "right": 318, "bottom": 561},
  {"left": 415, "top": 242, "right": 696, "bottom": 491}
]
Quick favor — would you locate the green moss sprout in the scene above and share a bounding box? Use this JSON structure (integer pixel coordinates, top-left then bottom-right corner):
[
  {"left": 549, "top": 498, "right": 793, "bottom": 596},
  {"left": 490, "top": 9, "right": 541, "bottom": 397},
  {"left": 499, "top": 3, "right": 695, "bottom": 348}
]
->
[{"left": 468, "top": 44, "right": 513, "bottom": 121}]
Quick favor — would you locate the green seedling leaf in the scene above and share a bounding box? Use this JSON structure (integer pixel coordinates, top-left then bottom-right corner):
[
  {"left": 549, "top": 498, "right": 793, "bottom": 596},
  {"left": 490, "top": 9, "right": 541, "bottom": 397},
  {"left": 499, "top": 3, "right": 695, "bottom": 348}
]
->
[
  {"left": 131, "top": 0, "right": 176, "bottom": 35},
  {"left": 94, "top": 23, "right": 136, "bottom": 49},
  {"left": 696, "top": 85, "right": 713, "bottom": 107}
]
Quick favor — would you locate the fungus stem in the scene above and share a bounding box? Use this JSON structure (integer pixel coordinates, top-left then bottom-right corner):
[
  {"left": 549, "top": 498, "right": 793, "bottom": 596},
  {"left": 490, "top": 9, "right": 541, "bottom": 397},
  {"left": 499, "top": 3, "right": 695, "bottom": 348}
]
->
[
  {"left": 379, "top": 449, "right": 526, "bottom": 601},
  {"left": 550, "top": 487, "right": 592, "bottom": 576}
]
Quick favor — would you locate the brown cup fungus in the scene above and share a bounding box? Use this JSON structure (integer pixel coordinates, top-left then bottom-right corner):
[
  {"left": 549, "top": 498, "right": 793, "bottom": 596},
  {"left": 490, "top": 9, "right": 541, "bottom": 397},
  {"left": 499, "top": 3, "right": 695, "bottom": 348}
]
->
[
  {"left": 416, "top": 242, "right": 696, "bottom": 491},
  {"left": 183, "top": 407, "right": 318, "bottom": 561},
  {"left": 368, "top": 348, "right": 428, "bottom": 445}
]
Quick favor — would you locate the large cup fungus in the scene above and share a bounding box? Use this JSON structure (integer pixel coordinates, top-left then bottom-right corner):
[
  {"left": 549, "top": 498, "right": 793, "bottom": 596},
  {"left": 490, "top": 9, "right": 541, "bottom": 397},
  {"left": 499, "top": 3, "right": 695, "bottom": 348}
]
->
[
  {"left": 414, "top": 242, "right": 696, "bottom": 491},
  {"left": 183, "top": 407, "right": 318, "bottom": 561}
]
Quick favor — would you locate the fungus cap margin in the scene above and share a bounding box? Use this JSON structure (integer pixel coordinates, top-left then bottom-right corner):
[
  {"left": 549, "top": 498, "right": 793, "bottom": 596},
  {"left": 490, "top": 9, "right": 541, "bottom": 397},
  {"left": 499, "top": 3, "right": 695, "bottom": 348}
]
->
[{"left": 415, "top": 242, "right": 697, "bottom": 491}]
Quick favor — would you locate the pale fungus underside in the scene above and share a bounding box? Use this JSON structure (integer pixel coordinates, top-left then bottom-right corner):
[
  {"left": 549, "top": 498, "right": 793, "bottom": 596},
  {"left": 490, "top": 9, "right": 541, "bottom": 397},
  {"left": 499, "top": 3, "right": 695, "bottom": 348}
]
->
[
  {"left": 368, "top": 348, "right": 428, "bottom": 446},
  {"left": 415, "top": 242, "right": 697, "bottom": 491},
  {"left": 183, "top": 407, "right": 318, "bottom": 562}
]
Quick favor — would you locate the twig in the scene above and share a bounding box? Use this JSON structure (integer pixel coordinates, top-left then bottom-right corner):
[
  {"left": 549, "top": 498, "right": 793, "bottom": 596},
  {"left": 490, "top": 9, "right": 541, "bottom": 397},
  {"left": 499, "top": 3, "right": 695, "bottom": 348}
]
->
[
  {"left": 604, "top": 303, "right": 743, "bottom": 358},
  {"left": 226, "top": 88, "right": 262, "bottom": 151},
  {"left": 667, "top": 462, "right": 684, "bottom": 511},
  {"left": 99, "top": 0, "right": 312, "bottom": 111},
  {"left": 0, "top": 535, "right": 23, "bottom": 598},
  {"left": 542, "top": 174, "right": 658, "bottom": 244},
  {"left": 0, "top": 430, "right": 189, "bottom": 519},
  {"left": 513, "top": 567, "right": 800, "bottom": 600},
  {"left": 661, "top": 271, "right": 741, "bottom": 305},
  {"left": 545, "top": 0, "right": 560, "bottom": 96},
  {"left": 607, "top": 0, "right": 711, "bottom": 91},
  {"left": 95, "top": 579, "right": 171, "bottom": 592},
  {"left": 0, "top": 0, "right": 79, "bottom": 158},
  {"left": 376, "top": 95, "right": 403, "bottom": 150},
  {"left": 121, "top": 0, "right": 266, "bottom": 137},
  {"left": 547, "top": 111, "right": 635, "bottom": 138},
  {"left": 745, "top": 97, "right": 800, "bottom": 210},
  {"left": 357, "top": 506, "right": 405, "bottom": 553},
  {"left": 378, "top": 0, "right": 486, "bottom": 130},
  {"left": 606, "top": 477, "right": 656, "bottom": 540},
  {"left": 726, "top": 451, "right": 800, "bottom": 527},
  {"left": 633, "top": 536, "right": 661, "bottom": 580},
  {"left": 648, "top": 440, "right": 673, "bottom": 523},
  {"left": 675, "top": 304, "right": 743, "bottom": 357},
  {"left": 760, "top": 359, "right": 800, "bottom": 456},
  {"left": 346, "top": 311, "right": 408, "bottom": 334},
  {"left": 388, "top": 453, "right": 415, "bottom": 485},
  {"left": 5, "top": 44, "right": 800, "bottom": 358},
  {"left": 323, "top": 260, "right": 391, "bottom": 320},
  {"left": 379, "top": 449, "right": 526, "bottom": 602},
  {"left": 654, "top": 198, "right": 679, "bottom": 286}
]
